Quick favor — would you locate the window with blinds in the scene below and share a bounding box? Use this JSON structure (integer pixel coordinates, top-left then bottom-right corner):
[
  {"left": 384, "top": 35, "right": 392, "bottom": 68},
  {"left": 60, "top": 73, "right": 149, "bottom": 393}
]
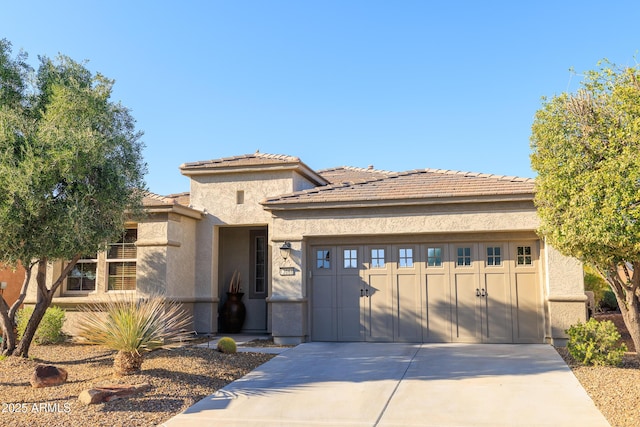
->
[{"left": 107, "top": 228, "right": 137, "bottom": 291}]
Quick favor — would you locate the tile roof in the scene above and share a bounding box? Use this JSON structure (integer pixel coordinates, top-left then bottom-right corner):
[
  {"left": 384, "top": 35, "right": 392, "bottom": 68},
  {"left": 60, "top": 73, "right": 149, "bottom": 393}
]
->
[
  {"left": 318, "top": 166, "right": 394, "bottom": 184},
  {"left": 142, "top": 191, "right": 202, "bottom": 218},
  {"left": 263, "top": 169, "right": 535, "bottom": 208},
  {"left": 180, "top": 152, "right": 328, "bottom": 186},
  {"left": 181, "top": 152, "right": 303, "bottom": 171},
  {"left": 142, "top": 191, "right": 181, "bottom": 206},
  {"left": 165, "top": 192, "right": 191, "bottom": 206}
]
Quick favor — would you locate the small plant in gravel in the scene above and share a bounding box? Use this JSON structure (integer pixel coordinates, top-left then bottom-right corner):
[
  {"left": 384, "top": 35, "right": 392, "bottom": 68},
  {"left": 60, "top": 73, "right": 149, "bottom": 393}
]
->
[
  {"left": 16, "top": 306, "right": 66, "bottom": 344},
  {"left": 217, "top": 337, "right": 237, "bottom": 354},
  {"left": 566, "top": 318, "right": 627, "bottom": 366},
  {"left": 76, "top": 294, "right": 193, "bottom": 376}
]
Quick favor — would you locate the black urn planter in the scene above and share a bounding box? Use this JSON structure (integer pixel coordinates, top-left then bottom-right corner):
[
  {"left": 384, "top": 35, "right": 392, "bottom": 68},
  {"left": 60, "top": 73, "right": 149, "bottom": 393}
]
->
[{"left": 221, "top": 292, "right": 246, "bottom": 333}]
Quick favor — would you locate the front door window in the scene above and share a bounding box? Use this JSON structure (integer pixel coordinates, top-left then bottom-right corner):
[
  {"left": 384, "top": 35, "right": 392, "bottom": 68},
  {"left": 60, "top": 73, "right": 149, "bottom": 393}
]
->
[{"left": 250, "top": 230, "right": 267, "bottom": 298}]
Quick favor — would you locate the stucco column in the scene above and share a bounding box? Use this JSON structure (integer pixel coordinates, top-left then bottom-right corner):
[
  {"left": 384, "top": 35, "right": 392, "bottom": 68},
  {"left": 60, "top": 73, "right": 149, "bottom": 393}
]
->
[
  {"left": 544, "top": 243, "right": 586, "bottom": 346},
  {"left": 268, "top": 239, "right": 307, "bottom": 345}
]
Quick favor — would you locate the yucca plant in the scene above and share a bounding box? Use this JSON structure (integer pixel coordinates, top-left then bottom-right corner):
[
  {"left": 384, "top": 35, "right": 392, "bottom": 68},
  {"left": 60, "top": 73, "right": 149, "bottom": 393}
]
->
[{"left": 76, "top": 294, "right": 193, "bottom": 376}]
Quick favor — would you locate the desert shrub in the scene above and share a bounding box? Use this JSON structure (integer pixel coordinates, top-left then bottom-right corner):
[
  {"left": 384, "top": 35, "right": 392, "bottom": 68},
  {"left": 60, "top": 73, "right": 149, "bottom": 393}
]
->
[
  {"left": 600, "top": 290, "right": 619, "bottom": 312},
  {"left": 566, "top": 318, "right": 627, "bottom": 366},
  {"left": 16, "top": 306, "right": 66, "bottom": 344},
  {"left": 217, "top": 336, "right": 237, "bottom": 354},
  {"left": 75, "top": 294, "right": 193, "bottom": 376}
]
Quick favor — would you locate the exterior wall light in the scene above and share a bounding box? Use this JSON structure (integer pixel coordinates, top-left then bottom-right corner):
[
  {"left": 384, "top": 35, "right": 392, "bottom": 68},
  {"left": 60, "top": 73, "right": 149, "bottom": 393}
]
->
[{"left": 279, "top": 241, "right": 292, "bottom": 261}]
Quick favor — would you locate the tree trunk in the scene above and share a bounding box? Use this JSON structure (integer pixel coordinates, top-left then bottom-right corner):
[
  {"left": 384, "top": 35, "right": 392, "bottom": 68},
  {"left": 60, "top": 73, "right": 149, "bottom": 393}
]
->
[
  {"left": 12, "top": 260, "right": 51, "bottom": 358},
  {"left": 0, "top": 262, "right": 35, "bottom": 355},
  {"left": 618, "top": 286, "right": 640, "bottom": 356},
  {"left": 0, "top": 297, "right": 15, "bottom": 355},
  {"left": 113, "top": 350, "right": 144, "bottom": 376},
  {"left": 11, "top": 255, "right": 81, "bottom": 358},
  {"left": 603, "top": 263, "right": 640, "bottom": 358}
]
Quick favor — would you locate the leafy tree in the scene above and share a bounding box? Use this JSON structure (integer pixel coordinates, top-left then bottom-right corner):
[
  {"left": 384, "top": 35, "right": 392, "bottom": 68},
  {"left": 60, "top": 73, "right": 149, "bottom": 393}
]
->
[
  {"left": 0, "top": 39, "right": 146, "bottom": 357},
  {"left": 531, "top": 60, "right": 640, "bottom": 354}
]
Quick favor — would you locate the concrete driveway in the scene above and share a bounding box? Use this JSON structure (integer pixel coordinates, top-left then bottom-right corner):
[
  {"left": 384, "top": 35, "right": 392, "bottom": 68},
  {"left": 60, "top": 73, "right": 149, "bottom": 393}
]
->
[{"left": 162, "top": 342, "right": 610, "bottom": 427}]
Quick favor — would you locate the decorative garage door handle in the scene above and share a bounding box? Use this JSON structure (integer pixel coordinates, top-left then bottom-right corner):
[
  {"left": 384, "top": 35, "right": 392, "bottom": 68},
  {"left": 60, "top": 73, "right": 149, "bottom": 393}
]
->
[
  {"left": 476, "top": 288, "right": 480, "bottom": 297},
  {"left": 476, "top": 288, "right": 488, "bottom": 297},
  {"left": 481, "top": 288, "right": 487, "bottom": 297}
]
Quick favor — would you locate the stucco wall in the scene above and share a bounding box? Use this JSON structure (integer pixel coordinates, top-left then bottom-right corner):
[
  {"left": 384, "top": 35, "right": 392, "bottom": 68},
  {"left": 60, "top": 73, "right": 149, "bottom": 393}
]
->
[
  {"left": 137, "top": 219, "right": 168, "bottom": 296},
  {"left": 269, "top": 202, "right": 540, "bottom": 239},
  {"left": 165, "top": 213, "right": 198, "bottom": 299},
  {"left": 542, "top": 242, "right": 586, "bottom": 345},
  {"left": 189, "top": 171, "right": 298, "bottom": 225}
]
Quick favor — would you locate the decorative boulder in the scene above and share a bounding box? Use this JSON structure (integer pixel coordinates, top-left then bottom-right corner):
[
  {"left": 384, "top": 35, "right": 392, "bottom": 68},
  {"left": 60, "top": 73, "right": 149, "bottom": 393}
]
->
[
  {"left": 30, "top": 365, "right": 68, "bottom": 388},
  {"left": 78, "top": 383, "right": 152, "bottom": 405}
]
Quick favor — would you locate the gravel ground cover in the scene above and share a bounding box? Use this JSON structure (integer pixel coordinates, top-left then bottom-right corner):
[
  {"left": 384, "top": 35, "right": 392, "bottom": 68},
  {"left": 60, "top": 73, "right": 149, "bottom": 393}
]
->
[
  {"left": 556, "top": 313, "right": 640, "bottom": 427},
  {"left": 0, "top": 343, "right": 274, "bottom": 427},
  {"left": 1, "top": 316, "right": 638, "bottom": 427}
]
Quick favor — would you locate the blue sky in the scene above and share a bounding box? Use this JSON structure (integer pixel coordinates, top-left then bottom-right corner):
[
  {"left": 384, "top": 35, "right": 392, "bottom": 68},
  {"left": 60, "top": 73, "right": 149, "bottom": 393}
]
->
[{"left": 2, "top": 1, "right": 639, "bottom": 195}]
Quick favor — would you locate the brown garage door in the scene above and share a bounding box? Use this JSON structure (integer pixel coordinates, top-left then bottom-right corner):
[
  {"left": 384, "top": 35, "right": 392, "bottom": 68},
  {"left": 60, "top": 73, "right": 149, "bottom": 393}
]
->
[{"left": 309, "top": 241, "right": 543, "bottom": 343}]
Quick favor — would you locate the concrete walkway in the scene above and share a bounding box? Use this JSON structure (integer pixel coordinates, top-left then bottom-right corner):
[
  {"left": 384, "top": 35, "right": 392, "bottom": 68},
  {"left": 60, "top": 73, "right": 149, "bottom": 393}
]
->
[{"left": 162, "top": 342, "right": 610, "bottom": 427}]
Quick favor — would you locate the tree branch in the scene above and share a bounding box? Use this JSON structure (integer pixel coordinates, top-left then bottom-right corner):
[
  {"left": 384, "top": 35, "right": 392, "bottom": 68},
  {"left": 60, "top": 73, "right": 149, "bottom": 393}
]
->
[{"left": 48, "top": 253, "right": 82, "bottom": 297}]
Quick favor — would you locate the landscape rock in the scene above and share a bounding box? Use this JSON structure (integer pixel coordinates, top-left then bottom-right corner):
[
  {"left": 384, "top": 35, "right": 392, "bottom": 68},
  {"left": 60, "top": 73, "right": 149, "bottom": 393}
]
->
[
  {"left": 30, "top": 364, "right": 68, "bottom": 388},
  {"left": 78, "top": 383, "right": 152, "bottom": 405}
]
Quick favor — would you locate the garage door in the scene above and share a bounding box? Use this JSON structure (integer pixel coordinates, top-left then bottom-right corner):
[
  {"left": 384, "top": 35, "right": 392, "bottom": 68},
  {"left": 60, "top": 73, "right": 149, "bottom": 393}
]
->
[{"left": 310, "top": 241, "right": 543, "bottom": 343}]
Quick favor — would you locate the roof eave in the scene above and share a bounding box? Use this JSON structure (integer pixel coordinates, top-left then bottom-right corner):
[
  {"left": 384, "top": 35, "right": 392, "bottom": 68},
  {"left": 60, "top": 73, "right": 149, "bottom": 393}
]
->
[
  {"left": 180, "top": 163, "right": 328, "bottom": 187},
  {"left": 262, "top": 193, "right": 535, "bottom": 212},
  {"left": 140, "top": 204, "right": 204, "bottom": 220}
]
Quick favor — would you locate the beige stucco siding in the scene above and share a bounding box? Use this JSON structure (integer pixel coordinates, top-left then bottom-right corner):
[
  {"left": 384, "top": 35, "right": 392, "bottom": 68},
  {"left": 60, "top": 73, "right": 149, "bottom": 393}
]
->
[
  {"left": 541, "top": 242, "right": 586, "bottom": 345},
  {"left": 270, "top": 202, "right": 540, "bottom": 240},
  {"left": 190, "top": 171, "right": 304, "bottom": 225}
]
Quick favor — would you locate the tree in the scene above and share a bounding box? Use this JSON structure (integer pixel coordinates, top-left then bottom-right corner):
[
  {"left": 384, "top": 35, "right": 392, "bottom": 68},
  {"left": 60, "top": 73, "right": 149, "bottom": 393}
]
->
[
  {"left": 530, "top": 60, "right": 640, "bottom": 354},
  {"left": 0, "top": 39, "right": 146, "bottom": 357}
]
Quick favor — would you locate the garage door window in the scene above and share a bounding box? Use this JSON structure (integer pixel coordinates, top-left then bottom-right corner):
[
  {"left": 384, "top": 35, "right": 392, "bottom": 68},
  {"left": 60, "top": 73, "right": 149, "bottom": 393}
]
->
[
  {"left": 427, "top": 247, "right": 442, "bottom": 267},
  {"left": 486, "top": 247, "right": 502, "bottom": 266},
  {"left": 457, "top": 247, "right": 472, "bottom": 266},
  {"left": 317, "top": 250, "right": 331, "bottom": 269},
  {"left": 399, "top": 248, "right": 413, "bottom": 267},
  {"left": 517, "top": 246, "right": 533, "bottom": 266},
  {"left": 343, "top": 249, "right": 358, "bottom": 268},
  {"left": 371, "top": 249, "right": 385, "bottom": 268}
]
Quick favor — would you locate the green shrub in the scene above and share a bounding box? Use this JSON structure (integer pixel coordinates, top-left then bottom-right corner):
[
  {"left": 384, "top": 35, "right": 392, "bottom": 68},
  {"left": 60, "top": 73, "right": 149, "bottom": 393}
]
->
[
  {"left": 566, "top": 318, "right": 627, "bottom": 366},
  {"left": 217, "top": 336, "right": 237, "bottom": 354},
  {"left": 600, "top": 290, "right": 619, "bottom": 312},
  {"left": 16, "top": 306, "right": 66, "bottom": 345}
]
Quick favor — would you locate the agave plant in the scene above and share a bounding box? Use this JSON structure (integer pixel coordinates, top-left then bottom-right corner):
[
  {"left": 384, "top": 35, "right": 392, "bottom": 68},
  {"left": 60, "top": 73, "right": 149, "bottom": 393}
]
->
[{"left": 76, "top": 294, "right": 193, "bottom": 376}]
